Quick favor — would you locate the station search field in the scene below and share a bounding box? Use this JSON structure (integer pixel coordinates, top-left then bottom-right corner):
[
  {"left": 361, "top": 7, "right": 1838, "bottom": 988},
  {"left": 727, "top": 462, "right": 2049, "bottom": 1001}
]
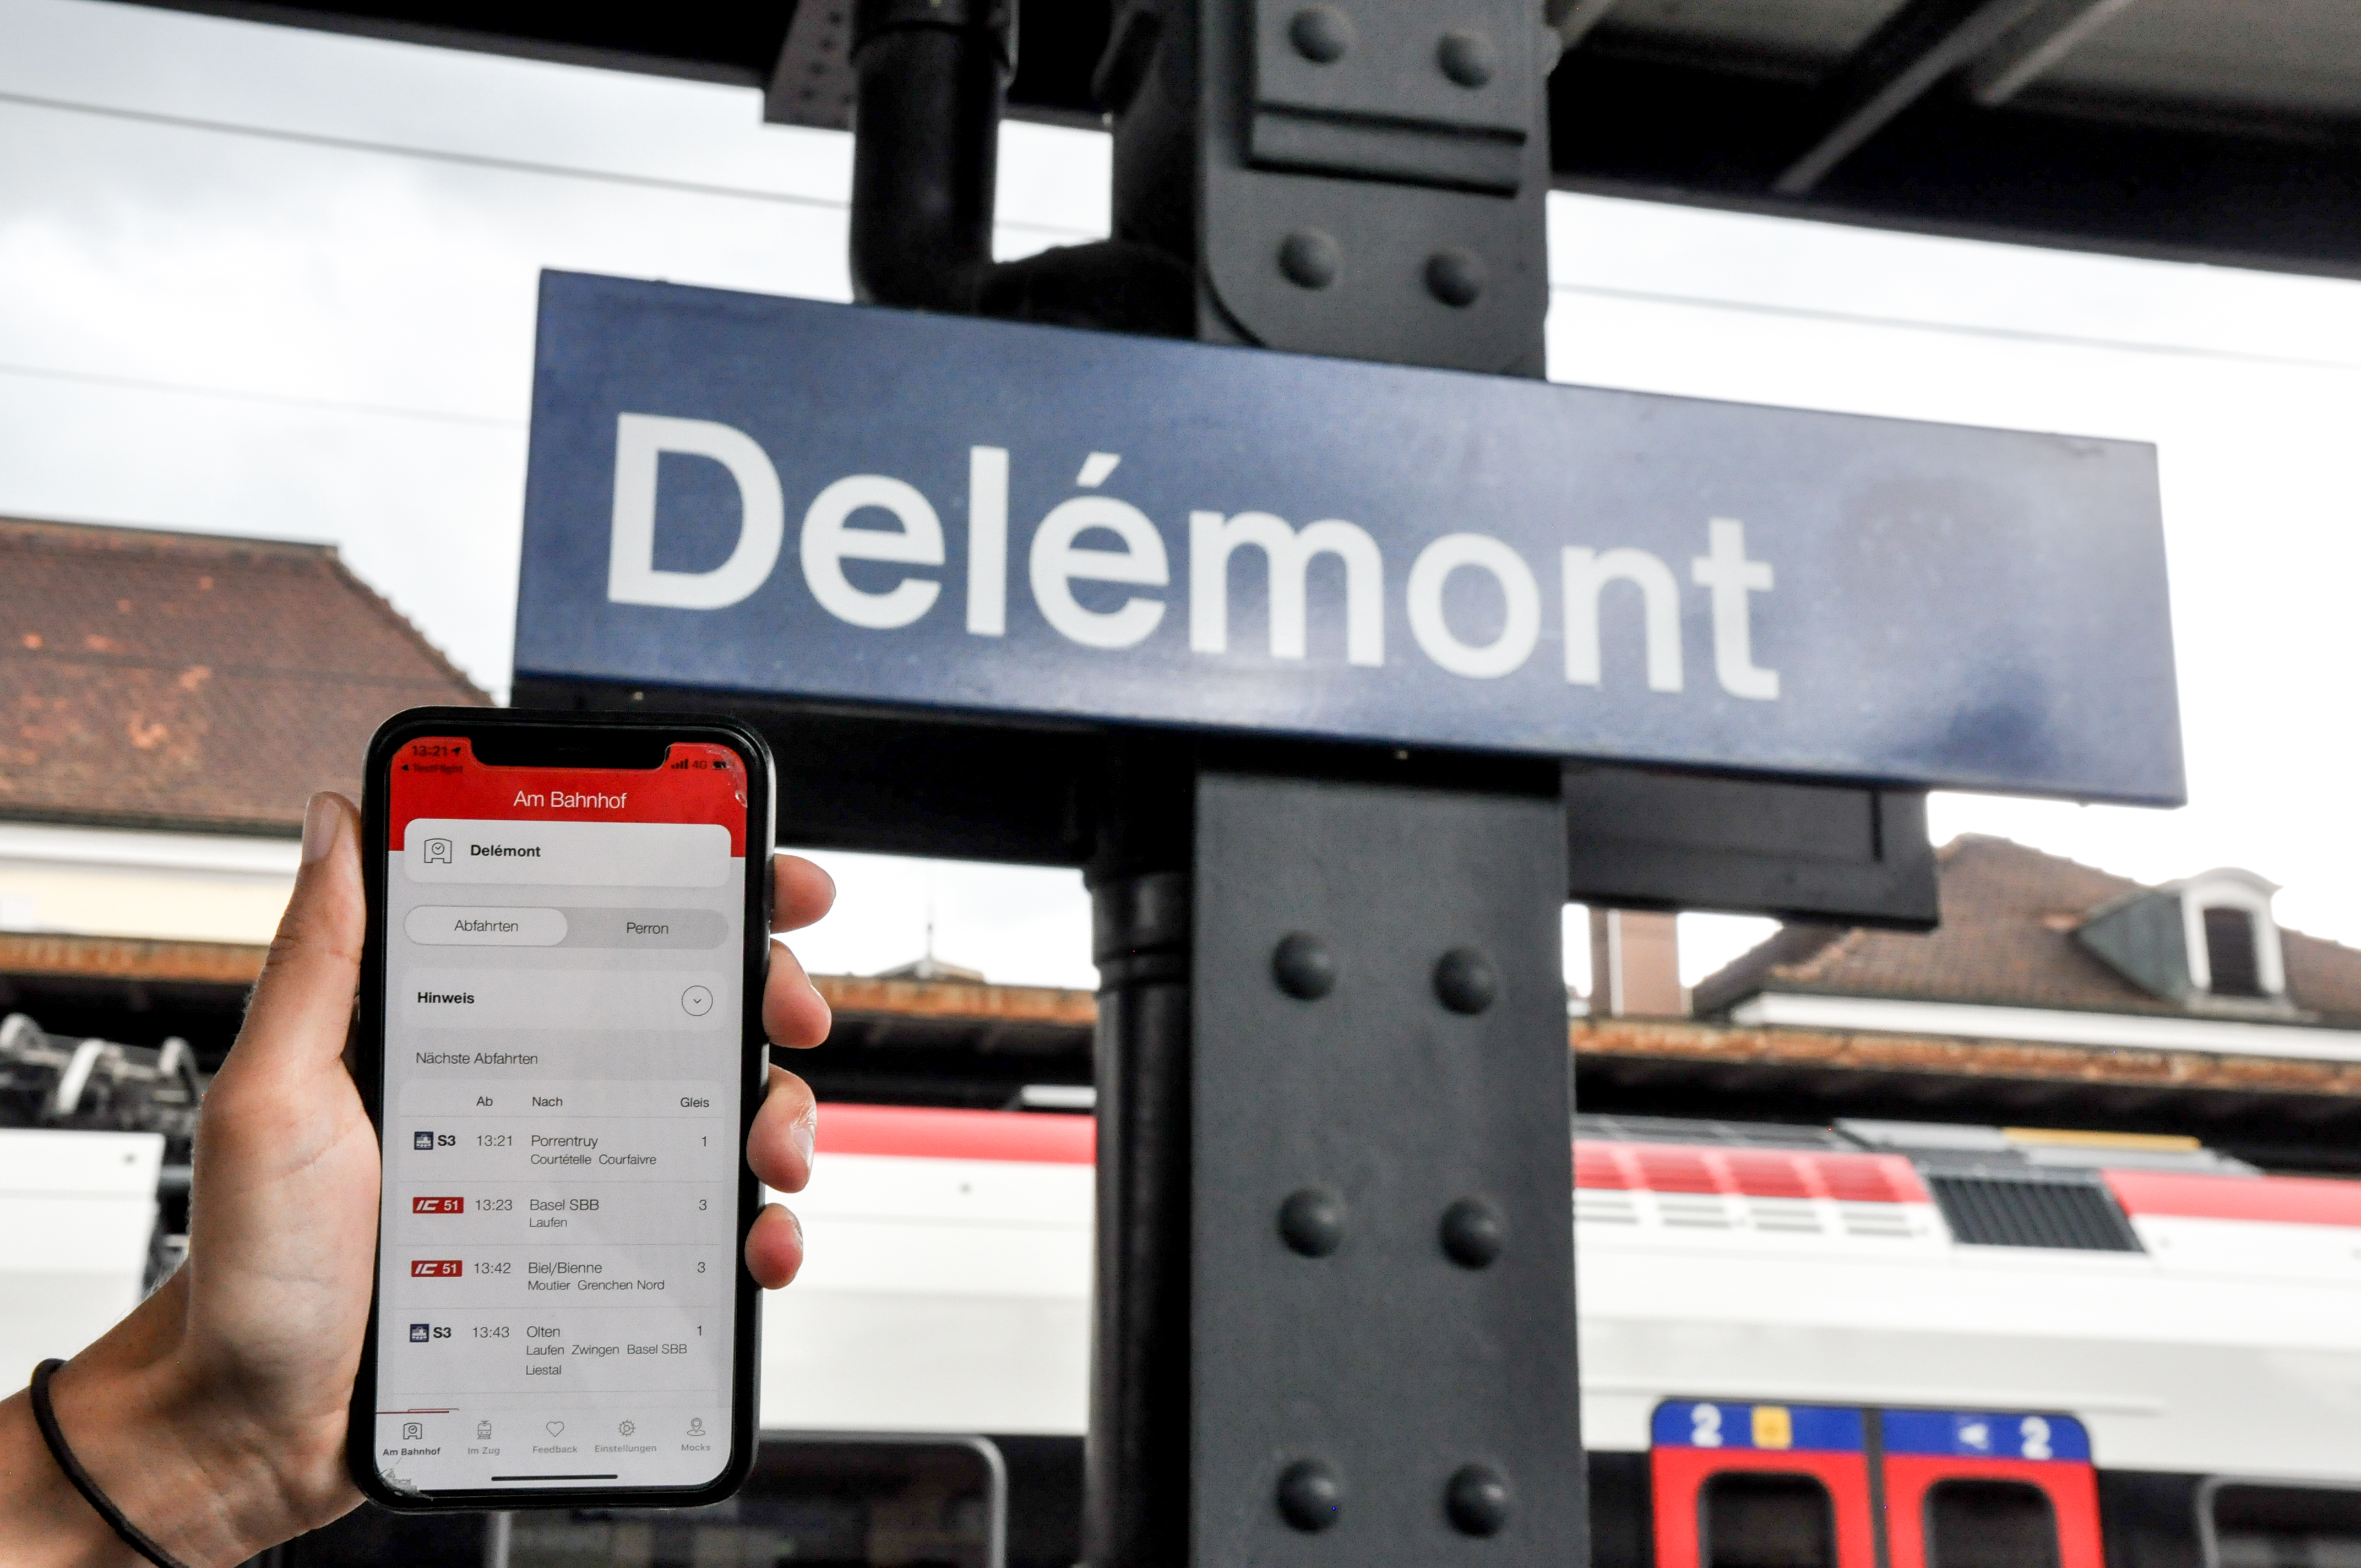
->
[
  {"left": 403, "top": 906, "right": 727, "bottom": 949},
  {"left": 405, "top": 819, "right": 731, "bottom": 887}
]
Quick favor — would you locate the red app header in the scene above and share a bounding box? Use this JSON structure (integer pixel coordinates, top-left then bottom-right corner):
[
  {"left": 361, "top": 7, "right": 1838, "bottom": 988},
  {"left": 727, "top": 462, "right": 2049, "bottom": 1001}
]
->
[
  {"left": 410, "top": 1259, "right": 464, "bottom": 1278},
  {"left": 412, "top": 1197, "right": 464, "bottom": 1215},
  {"left": 388, "top": 737, "right": 748, "bottom": 854}
]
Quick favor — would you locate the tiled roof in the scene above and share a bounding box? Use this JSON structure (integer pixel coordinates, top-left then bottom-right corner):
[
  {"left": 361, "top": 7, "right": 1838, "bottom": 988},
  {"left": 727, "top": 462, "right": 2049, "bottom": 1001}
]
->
[
  {"left": 1693, "top": 835, "right": 2361, "bottom": 1028},
  {"left": 0, "top": 518, "right": 488, "bottom": 835}
]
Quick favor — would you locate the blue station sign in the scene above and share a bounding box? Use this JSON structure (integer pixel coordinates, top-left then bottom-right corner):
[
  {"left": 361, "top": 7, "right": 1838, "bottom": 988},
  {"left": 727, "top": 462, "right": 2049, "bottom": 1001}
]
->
[{"left": 516, "top": 271, "right": 2183, "bottom": 804}]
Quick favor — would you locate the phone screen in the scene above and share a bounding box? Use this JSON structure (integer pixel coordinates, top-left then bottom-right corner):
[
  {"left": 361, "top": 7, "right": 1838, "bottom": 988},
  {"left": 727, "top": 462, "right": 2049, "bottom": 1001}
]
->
[{"left": 368, "top": 733, "right": 753, "bottom": 1496}]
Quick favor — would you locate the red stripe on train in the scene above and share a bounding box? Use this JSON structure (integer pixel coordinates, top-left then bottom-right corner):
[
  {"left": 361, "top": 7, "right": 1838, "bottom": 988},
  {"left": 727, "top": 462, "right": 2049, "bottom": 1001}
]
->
[
  {"left": 818, "top": 1103, "right": 1096, "bottom": 1164},
  {"left": 2105, "top": 1168, "right": 2361, "bottom": 1228},
  {"left": 812, "top": 1112, "right": 1947, "bottom": 1208},
  {"left": 1575, "top": 1141, "right": 1929, "bottom": 1205}
]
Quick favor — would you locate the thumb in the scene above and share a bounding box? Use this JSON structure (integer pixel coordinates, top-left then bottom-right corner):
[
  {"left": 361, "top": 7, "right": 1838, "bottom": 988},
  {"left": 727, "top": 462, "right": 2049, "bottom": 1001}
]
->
[{"left": 232, "top": 791, "right": 366, "bottom": 1079}]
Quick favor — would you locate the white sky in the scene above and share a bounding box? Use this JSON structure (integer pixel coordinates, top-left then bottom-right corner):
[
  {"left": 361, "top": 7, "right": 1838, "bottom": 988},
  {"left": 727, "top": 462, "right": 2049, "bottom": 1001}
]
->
[{"left": 3, "top": 0, "right": 2358, "bottom": 993}]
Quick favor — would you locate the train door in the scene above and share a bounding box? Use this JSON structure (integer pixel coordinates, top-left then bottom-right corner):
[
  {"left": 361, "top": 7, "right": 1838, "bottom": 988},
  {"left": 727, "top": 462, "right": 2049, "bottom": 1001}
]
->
[
  {"left": 1879, "top": 1409, "right": 2102, "bottom": 1568},
  {"left": 1650, "top": 1401, "right": 1880, "bottom": 1568}
]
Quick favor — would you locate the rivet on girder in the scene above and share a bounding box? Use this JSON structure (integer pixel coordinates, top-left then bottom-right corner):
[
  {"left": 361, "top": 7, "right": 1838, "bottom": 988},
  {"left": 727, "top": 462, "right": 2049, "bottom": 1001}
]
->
[
  {"left": 1424, "top": 248, "right": 1486, "bottom": 309},
  {"left": 1287, "top": 4, "right": 1353, "bottom": 63},
  {"left": 1277, "top": 1458, "right": 1344, "bottom": 1532},
  {"left": 1272, "top": 930, "right": 1338, "bottom": 997},
  {"left": 1445, "top": 1464, "right": 1512, "bottom": 1536},
  {"left": 1279, "top": 1187, "right": 1348, "bottom": 1257},
  {"left": 1277, "top": 229, "right": 1342, "bottom": 291},
  {"left": 1435, "top": 29, "right": 1497, "bottom": 88},
  {"left": 1439, "top": 1196, "right": 1504, "bottom": 1267},
  {"left": 1432, "top": 946, "right": 1497, "bottom": 1012}
]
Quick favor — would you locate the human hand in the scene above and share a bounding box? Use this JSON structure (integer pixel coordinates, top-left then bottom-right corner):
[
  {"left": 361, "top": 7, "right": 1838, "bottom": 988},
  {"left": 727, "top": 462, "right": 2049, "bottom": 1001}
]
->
[{"left": 0, "top": 791, "right": 836, "bottom": 1567}]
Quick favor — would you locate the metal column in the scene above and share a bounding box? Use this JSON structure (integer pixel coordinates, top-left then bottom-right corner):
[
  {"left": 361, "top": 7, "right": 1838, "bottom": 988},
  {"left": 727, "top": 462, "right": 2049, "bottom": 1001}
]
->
[{"left": 1089, "top": 763, "right": 1583, "bottom": 1565}]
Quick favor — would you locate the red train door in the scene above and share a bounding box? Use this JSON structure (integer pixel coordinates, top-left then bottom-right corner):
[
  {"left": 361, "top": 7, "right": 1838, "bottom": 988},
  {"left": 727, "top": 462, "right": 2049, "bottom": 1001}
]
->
[
  {"left": 1878, "top": 1409, "right": 2103, "bottom": 1568},
  {"left": 1650, "top": 1401, "right": 1880, "bottom": 1568}
]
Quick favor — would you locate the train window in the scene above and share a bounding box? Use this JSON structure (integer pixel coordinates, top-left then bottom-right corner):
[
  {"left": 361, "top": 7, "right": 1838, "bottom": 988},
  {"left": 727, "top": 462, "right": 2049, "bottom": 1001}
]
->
[
  {"left": 1700, "top": 1472, "right": 1837, "bottom": 1568},
  {"left": 500, "top": 1436, "right": 1001, "bottom": 1568},
  {"left": 2210, "top": 1484, "right": 2361, "bottom": 1568},
  {"left": 1925, "top": 1479, "right": 2060, "bottom": 1568}
]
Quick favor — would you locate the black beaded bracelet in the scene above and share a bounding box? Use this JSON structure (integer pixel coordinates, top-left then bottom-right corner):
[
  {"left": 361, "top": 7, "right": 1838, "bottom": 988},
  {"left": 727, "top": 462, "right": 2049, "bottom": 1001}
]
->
[{"left": 30, "top": 1358, "right": 196, "bottom": 1568}]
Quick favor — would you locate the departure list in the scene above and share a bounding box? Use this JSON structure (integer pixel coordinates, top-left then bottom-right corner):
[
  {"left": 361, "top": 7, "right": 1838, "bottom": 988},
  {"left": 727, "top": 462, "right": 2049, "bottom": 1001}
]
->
[{"left": 371, "top": 739, "right": 748, "bottom": 1495}]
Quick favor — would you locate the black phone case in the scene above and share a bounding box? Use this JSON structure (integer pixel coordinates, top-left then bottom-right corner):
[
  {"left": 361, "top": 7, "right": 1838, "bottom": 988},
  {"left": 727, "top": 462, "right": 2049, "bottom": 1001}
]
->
[{"left": 345, "top": 706, "right": 776, "bottom": 1512}]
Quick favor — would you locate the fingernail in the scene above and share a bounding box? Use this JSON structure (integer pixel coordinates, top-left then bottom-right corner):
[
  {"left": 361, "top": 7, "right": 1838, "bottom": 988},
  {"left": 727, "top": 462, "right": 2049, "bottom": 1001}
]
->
[
  {"left": 792, "top": 1109, "right": 817, "bottom": 1170},
  {"left": 301, "top": 793, "right": 342, "bottom": 864}
]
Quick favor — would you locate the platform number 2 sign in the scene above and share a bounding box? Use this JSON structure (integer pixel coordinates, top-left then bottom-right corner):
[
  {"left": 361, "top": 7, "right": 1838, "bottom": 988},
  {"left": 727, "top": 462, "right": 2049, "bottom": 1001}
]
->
[{"left": 1691, "top": 1405, "right": 1722, "bottom": 1447}]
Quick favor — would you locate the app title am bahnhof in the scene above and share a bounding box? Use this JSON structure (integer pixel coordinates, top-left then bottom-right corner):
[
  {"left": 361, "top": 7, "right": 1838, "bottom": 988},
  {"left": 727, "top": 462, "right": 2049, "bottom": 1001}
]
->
[
  {"left": 605, "top": 413, "right": 1782, "bottom": 700},
  {"left": 509, "top": 791, "right": 629, "bottom": 810}
]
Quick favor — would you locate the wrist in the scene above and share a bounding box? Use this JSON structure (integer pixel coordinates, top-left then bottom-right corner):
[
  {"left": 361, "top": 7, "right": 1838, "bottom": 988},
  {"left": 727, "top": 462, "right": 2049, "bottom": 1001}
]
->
[
  {"left": 43, "top": 1347, "right": 286, "bottom": 1568},
  {"left": 8, "top": 1278, "right": 346, "bottom": 1568},
  {"left": 0, "top": 1378, "right": 139, "bottom": 1568}
]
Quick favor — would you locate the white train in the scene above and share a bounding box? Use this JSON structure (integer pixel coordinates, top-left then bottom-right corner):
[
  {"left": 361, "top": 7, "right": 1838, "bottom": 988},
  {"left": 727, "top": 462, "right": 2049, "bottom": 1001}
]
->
[
  {"left": 10, "top": 1083, "right": 2361, "bottom": 1567},
  {"left": 762, "top": 1103, "right": 2361, "bottom": 1568}
]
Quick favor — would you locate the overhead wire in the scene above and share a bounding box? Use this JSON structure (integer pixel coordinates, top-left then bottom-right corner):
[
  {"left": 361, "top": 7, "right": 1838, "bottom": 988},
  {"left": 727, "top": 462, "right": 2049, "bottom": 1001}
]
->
[
  {"left": 0, "top": 360, "right": 524, "bottom": 427},
  {"left": 1547, "top": 281, "right": 2361, "bottom": 373},
  {"left": 0, "top": 88, "right": 1090, "bottom": 239}
]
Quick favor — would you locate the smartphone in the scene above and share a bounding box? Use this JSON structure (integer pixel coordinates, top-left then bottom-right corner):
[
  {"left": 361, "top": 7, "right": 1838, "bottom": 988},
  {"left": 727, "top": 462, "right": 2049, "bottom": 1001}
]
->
[{"left": 347, "top": 707, "right": 775, "bottom": 1510}]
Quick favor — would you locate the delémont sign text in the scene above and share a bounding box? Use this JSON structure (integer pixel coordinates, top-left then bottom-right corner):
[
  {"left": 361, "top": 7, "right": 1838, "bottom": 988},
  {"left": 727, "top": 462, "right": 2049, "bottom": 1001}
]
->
[{"left": 516, "top": 271, "right": 2183, "bottom": 805}]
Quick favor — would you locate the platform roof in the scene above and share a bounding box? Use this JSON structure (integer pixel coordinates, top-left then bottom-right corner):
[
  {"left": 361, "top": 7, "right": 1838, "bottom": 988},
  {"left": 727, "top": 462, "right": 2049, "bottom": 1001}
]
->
[{"left": 116, "top": 0, "right": 2361, "bottom": 279}]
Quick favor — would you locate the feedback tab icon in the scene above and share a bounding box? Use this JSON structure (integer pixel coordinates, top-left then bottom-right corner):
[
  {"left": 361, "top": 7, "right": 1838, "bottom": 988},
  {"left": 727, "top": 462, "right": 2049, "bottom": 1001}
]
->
[{"left": 423, "top": 837, "right": 453, "bottom": 864}]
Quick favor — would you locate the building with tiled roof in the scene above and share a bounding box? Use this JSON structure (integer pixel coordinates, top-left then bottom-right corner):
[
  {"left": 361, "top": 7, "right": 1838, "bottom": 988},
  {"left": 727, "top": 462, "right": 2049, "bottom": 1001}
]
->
[
  {"left": 0, "top": 516, "right": 485, "bottom": 835},
  {"left": 0, "top": 518, "right": 488, "bottom": 1058},
  {"left": 1575, "top": 836, "right": 2361, "bottom": 1173},
  {"left": 1693, "top": 836, "right": 2361, "bottom": 1047}
]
